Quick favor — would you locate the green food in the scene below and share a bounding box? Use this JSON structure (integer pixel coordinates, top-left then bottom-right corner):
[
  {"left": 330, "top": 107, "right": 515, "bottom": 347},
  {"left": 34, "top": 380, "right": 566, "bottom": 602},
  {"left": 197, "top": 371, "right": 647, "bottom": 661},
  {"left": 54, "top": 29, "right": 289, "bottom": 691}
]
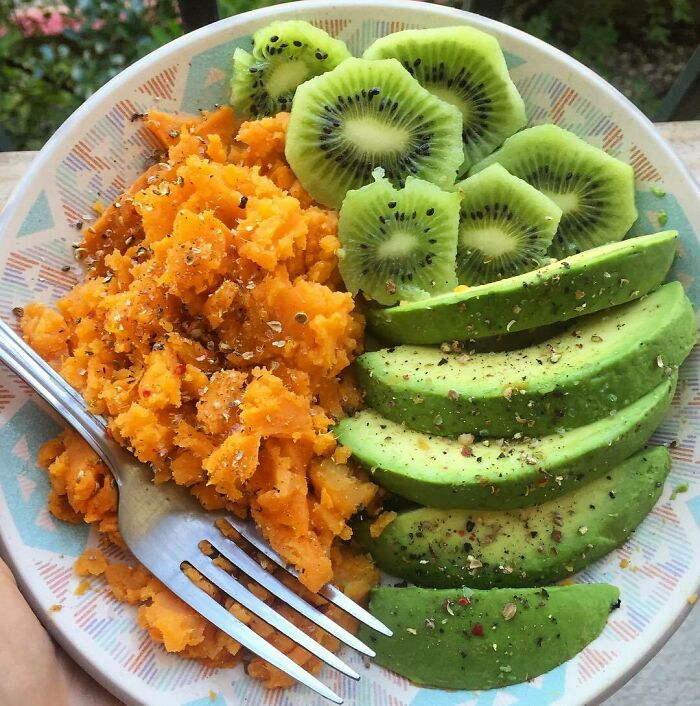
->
[
  {"left": 367, "top": 230, "right": 678, "bottom": 345},
  {"left": 359, "top": 583, "right": 620, "bottom": 690},
  {"left": 470, "top": 124, "right": 638, "bottom": 259},
  {"left": 466, "top": 321, "right": 568, "bottom": 352},
  {"left": 285, "top": 57, "right": 464, "bottom": 208},
  {"left": 230, "top": 20, "right": 351, "bottom": 118},
  {"left": 334, "top": 373, "right": 675, "bottom": 509},
  {"left": 357, "top": 446, "right": 670, "bottom": 588},
  {"left": 357, "top": 282, "right": 695, "bottom": 437},
  {"left": 454, "top": 164, "right": 561, "bottom": 284},
  {"left": 362, "top": 26, "right": 526, "bottom": 174},
  {"left": 338, "top": 171, "right": 460, "bottom": 305}
]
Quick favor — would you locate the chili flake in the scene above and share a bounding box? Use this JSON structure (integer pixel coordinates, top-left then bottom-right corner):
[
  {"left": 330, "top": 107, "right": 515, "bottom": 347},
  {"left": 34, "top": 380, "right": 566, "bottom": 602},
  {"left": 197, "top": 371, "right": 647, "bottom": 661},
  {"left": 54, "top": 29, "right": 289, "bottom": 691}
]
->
[{"left": 471, "top": 623, "right": 484, "bottom": 637}]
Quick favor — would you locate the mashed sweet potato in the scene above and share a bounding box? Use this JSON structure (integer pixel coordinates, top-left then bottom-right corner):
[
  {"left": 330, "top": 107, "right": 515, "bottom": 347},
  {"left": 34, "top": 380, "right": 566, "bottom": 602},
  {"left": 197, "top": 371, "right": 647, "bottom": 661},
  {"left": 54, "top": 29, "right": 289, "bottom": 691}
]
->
[{"left": 22, "top": 107, "right": 380, "bottom": 686}]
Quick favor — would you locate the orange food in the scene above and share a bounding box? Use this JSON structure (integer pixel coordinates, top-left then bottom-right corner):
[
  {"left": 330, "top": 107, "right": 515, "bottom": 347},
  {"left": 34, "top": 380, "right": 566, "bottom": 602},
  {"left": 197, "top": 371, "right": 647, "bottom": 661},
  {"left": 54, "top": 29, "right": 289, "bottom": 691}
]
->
[
  {"left": 369, "top": 510, "right": 398, "bottom": 538},
  {"left": 23, "top": 106, "right": 379, "bottom": 685}
]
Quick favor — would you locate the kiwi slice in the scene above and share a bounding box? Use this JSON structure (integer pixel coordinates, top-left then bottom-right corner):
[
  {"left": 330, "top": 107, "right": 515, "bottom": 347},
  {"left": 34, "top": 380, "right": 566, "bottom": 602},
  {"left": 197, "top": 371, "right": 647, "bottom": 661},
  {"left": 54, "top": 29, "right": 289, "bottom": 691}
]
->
[
  {"left": 231, "top": 20, "right": 351, "bottom": 118},
  {"left": 338, "top": 170, "right": 460, "bottom": 305},
  {"left": 363, "top": 26, "right": 527, "bottom": 174},
  {"left": 471, "top": 124, "right": 638, "bottom": 259},
  {"left": 285, "top": 57, "right": 464, "bottom": 208},
  {"left": 455, "top": 163, "right": 561, "bottom": 284}
]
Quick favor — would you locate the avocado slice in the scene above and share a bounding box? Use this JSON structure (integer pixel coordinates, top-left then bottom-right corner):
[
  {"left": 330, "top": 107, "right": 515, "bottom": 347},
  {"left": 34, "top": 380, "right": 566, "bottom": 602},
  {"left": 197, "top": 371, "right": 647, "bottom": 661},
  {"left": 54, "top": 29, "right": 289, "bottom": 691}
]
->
[
  {"left": 357, "top": 281, "right": 694, "bottom": 438},
  {"left": 360, "top": 583, "right": 620, "bottom": 690},
  {"left": 368, "top": 230, "right": 677, "bottom": 344},
  {"left": 466, "top": 320, "right": 567, "bottom": 352},
  {"left": 357, "top": 446, "right": 670, "bottom": 587},
  {"left": 334, "top": 374, "right": 675, "bottom": 508}
]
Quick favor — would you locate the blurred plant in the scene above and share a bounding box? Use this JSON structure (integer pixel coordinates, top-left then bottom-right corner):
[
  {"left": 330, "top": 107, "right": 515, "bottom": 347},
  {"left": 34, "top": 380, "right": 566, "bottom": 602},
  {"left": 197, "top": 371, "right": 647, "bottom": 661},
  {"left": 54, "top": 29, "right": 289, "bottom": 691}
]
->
[
  {"left": 0, "top": 0, "right": 697, "bottom": 150},
  {"left": 218, "top": 0, "right": 290, "bottom": 15},
  {"left": 0, "top": 0, "right": 181, "bottom": 150},
  {"left": 499, "top": 0, "right": 698, "bottom": 115}
]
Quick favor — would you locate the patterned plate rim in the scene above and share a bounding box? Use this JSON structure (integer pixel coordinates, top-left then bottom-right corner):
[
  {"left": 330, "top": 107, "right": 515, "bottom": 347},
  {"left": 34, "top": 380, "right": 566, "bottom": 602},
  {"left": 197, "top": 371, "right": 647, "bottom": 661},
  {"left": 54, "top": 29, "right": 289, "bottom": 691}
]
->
[{"left": 0, "top": 2, "right": 699, "bottom": 705}]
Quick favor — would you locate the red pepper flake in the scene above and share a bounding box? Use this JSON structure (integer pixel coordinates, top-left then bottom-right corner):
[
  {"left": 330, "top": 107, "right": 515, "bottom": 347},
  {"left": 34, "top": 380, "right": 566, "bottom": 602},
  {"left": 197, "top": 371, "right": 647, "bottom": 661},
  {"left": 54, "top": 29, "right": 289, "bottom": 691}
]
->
[
  {"left": 175, "top": 363, "right": 186, "bottom": 375},
  {"left": 471, "top": 623, "right": 484, "bottom": 637},
  {"left": 551, "top": 529, "right": 563, "bottom": 543},
  {"left": 458, "top": 597, "right": 470, "bottom": 606},
  {"left": 457, "top": 529, "right": 466, "bottom": 537},
  {"left": 142, "top": 389, "right": 152, "bottom": 398},
  {"left": 461, "top": 446, "right": 473, "bottom": 457}
]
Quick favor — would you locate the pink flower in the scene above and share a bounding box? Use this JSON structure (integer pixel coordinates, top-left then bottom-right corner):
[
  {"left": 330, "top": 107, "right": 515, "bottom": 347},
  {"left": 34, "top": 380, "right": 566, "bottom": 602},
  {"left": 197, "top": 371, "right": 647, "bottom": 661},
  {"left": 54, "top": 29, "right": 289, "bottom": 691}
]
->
[{"left": 9, "top": 6, "right": 80, "bottom": 36}]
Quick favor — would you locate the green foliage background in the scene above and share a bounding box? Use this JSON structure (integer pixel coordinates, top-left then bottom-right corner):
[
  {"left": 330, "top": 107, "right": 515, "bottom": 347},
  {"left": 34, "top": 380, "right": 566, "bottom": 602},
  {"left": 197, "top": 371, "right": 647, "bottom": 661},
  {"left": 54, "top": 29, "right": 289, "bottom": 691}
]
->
[
  {"left": 0, "top": 0, "right": 182, "bottom": 149},
  {"left": 0, "top": 0, "right": 697, "bottom": 150}
]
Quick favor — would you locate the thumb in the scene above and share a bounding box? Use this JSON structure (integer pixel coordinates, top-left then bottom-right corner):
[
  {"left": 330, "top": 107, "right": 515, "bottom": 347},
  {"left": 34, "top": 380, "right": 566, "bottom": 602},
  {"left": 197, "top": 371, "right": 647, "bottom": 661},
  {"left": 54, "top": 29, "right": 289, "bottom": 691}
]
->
[{"left": 0, "top": 557, "right": 69, "bottom": 706}]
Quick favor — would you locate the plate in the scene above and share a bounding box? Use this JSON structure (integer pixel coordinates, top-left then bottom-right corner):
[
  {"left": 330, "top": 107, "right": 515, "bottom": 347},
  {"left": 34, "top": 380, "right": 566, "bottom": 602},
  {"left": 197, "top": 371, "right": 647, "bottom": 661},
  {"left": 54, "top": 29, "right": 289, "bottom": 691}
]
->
[{"left": 0, "top": 1, "right": 699, "bottom": 704}]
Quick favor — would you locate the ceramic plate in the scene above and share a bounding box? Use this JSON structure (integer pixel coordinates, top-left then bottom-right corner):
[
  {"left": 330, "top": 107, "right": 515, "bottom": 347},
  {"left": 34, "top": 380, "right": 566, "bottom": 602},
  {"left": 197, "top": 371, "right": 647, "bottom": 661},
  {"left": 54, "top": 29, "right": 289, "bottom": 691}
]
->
[{"left": 0, "top": 2, "right": 699, "bottom": 704}]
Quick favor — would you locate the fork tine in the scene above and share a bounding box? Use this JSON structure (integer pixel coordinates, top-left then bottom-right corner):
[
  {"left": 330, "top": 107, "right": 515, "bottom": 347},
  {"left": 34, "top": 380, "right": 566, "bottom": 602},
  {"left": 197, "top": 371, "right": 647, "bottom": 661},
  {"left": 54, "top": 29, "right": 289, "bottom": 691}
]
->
[
  {"left": 316, "top": 584, "right": 393, "bottom": 638},
  {"left": 205, "top": 530, "right": 377, "bottom": 657},
  {"left": 188, "top": 553, "right": 360, "bottom": 680},
  {"left": 161, "top": 571, "right": 344, "bottom": 704},
  {"left": 0, "top": 320, "right": 105, "bottom": 427},
  {"left": 223, "top": 516, "right": 394, "bottom": 637}
]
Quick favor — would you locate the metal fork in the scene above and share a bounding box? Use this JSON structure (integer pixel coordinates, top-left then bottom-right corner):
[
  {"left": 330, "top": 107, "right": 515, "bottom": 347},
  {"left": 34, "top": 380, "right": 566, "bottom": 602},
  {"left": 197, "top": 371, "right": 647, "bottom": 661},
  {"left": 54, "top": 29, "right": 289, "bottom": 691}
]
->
[{"left": 0, "top": 319, "right": 391, "bottom": 704}]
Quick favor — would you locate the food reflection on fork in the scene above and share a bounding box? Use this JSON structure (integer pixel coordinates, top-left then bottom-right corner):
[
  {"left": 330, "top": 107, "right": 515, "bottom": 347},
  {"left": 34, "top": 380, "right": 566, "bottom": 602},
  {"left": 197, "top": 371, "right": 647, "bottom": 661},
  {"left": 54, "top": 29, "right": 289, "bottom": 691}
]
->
[{"left": 0, "top": 318, "right": 392, "bottom": 704}]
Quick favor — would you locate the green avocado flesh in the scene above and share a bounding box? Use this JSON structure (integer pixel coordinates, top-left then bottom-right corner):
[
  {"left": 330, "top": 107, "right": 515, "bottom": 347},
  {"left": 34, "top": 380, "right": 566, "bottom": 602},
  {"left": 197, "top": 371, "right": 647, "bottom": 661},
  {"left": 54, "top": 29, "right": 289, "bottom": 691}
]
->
[
  {"left": 357, "top": 446, "right": 670, "bottom": 587},
  {"left": 356, "top": 281, "right": 695, "bottom": 438},
  {"left": 334, "top": 373, "right": 675, "bottom": 509},
  {"left": 359, "top": 583, "right": 619, "bottom": 690},
  {"left": 367, "top": 230, "right": 678, "bottom": 344}
]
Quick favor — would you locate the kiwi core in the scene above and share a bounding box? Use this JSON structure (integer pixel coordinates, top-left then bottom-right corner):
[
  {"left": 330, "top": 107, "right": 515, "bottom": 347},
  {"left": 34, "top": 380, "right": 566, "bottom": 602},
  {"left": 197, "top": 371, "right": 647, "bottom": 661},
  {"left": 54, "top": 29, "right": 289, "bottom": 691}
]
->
[
  {"left": 460, "top": 226, "right": 514, "bottom": 257},
  {"left": 541, "top": 189, "right": 580, "bottom": 215},
  {"left": 376, "top": 231, "right": 419, "bottom": 259},
  {"left": 343, "top": 118, "right": 410, "bottom": 154},
  {"left": 428, "top": 85, "right": 470, "bottom": 121},
  {"left": 266, "top": 61, "right": 311, "bottom": 99}
]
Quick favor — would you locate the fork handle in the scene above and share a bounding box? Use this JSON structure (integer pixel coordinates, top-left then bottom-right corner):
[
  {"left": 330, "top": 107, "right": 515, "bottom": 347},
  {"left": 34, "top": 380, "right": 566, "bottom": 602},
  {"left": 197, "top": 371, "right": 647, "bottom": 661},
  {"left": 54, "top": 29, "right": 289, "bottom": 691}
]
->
[{"left": 0, "top": 319, "right": 124, "bottom": 479}]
